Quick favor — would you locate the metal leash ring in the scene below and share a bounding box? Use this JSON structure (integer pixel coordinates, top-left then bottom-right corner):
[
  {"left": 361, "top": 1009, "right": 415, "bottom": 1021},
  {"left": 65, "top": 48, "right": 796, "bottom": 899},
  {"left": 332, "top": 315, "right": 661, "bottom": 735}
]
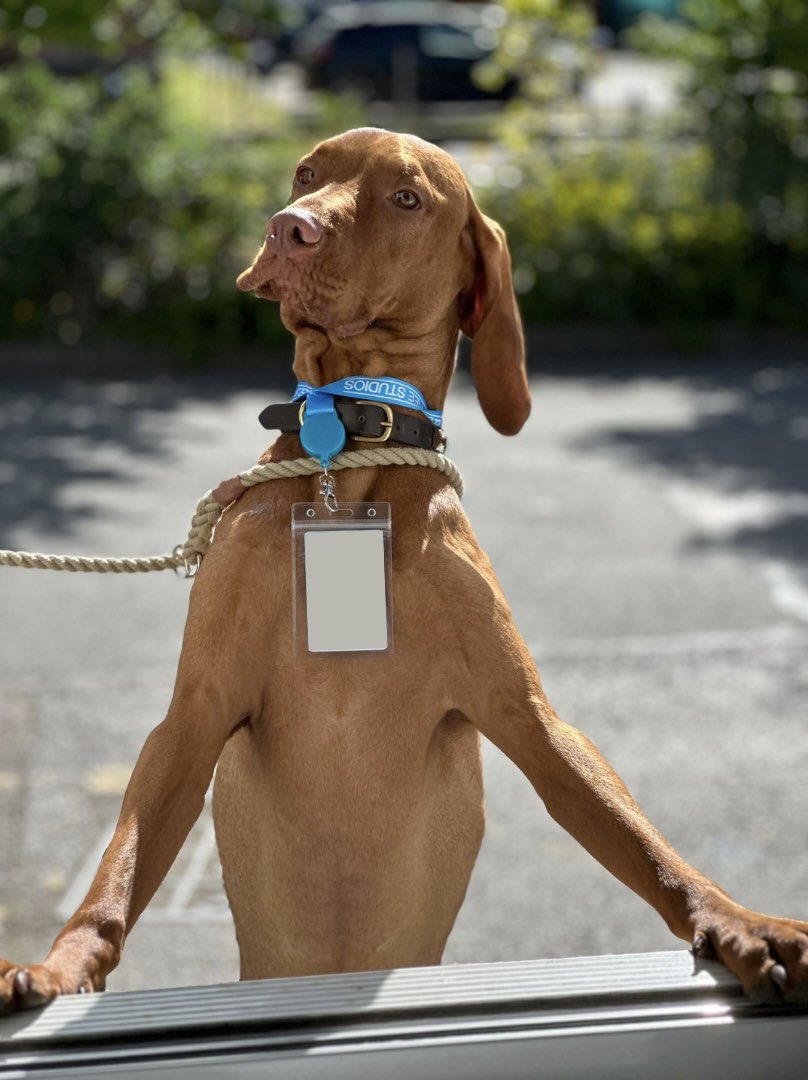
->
[
  {"left": 173, "top": 544, "right": 201, "bottom": 579},
  {"left": 319, "top": 467, "right": 339, "bottom": 513}
]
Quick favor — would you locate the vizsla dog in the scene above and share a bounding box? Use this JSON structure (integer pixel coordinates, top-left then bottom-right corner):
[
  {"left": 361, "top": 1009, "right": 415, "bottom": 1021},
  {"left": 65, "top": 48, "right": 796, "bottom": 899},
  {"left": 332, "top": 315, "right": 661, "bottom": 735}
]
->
[{"left": 2, "top": 128, "right": 807, "bottom": 1010}]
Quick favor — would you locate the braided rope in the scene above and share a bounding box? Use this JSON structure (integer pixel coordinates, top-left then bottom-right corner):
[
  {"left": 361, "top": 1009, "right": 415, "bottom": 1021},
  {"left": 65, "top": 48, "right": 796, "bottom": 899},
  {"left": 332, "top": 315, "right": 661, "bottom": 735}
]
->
[{"left": 0, "top": 448, "right": 463, "bottom": 575}]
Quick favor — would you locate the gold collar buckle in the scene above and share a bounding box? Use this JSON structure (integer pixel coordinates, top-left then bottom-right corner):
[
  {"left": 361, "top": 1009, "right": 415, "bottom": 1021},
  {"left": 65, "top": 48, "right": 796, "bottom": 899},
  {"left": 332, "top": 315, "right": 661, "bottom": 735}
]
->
[{"left": 353, "top": 401, "right": 394, "bottom": 443}]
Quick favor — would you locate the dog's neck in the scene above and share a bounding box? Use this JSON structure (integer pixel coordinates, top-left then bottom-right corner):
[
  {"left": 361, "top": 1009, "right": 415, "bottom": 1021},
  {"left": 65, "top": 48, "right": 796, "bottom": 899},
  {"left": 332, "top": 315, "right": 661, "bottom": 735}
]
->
[{"left": 291, "top": 320, "right": 461, "bottom": 413}]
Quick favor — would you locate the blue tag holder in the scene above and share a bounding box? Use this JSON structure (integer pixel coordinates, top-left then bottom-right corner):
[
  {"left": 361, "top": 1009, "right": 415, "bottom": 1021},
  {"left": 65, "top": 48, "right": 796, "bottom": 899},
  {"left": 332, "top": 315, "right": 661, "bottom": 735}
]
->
[{"left": 299, "top": 391, "right": 346, "bottom": 468}]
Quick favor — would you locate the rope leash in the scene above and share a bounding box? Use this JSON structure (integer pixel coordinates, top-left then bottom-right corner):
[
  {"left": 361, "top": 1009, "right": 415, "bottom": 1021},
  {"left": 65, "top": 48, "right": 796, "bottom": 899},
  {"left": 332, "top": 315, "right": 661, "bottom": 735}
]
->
[{"left": 0, "top": 448, "right": 463, "bottom": 575}]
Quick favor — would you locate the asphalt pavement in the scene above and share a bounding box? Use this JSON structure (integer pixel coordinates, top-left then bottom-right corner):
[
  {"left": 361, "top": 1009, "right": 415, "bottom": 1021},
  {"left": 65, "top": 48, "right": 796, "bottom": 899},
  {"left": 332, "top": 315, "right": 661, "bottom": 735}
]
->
[{"left": 1, "top": 349, "right": 807, "bottom": 993}]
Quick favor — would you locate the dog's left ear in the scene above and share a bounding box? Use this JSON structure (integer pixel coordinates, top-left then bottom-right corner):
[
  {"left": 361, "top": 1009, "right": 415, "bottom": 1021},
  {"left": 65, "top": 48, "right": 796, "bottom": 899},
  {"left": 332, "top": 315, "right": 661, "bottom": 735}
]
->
[{"left": 460, "top": 201, "right": 530, "bottom": 435}]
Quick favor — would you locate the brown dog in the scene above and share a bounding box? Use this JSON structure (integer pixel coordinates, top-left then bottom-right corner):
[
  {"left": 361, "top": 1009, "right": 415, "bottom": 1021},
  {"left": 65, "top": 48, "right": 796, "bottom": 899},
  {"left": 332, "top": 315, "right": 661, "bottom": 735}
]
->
[{"left": 1, "top": 128, "right": 807, "bottom": 1010}]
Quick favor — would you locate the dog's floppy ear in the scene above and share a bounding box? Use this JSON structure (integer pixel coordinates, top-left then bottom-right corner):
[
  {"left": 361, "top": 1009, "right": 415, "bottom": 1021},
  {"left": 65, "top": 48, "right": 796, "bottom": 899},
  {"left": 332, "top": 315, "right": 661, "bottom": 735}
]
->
[{"left": 460, "top": 201, "right": 530, "bottom": 435}]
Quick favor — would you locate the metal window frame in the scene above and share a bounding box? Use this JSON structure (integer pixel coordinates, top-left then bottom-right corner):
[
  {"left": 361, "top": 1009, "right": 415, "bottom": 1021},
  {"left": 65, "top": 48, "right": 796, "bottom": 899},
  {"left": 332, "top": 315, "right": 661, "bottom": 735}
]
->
[{"left": 2, "top": 950, "right": 807, "bottom": 1078}]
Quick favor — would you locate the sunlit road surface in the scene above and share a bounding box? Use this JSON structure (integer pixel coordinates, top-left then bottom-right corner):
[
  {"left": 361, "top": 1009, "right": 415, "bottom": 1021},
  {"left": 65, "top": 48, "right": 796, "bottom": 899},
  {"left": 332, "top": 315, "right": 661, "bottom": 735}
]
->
[{"left": 1, "top": 351, "right": 806, "bottom": 992}]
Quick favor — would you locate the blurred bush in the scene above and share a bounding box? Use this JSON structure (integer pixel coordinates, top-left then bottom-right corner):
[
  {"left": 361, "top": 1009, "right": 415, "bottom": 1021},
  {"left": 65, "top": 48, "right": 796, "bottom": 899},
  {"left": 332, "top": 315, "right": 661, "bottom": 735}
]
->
[
  {"left": 479, "top": 0, "right": 808, "bottom": 335},
  {"left": 631, "top": 0, "right": 808, "bottom": 326},
  {"left": 0, "top": 3, "right": 362, "bottom": 360},
  {"left": 0, "top": 0, "right": 281, "bottom": 62},
  {"left": 2, "top": 0, "right": 806, "bottom": 357},
  {"left": 480, "top": 139, "right": 747, "bottom": 330}
]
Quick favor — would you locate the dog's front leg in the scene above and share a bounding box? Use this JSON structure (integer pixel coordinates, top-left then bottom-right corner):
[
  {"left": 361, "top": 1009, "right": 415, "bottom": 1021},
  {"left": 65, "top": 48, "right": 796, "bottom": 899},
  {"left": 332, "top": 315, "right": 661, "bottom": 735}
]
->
[
  {"left": 1, "top": 534, "right": 257, "bottom": 1012},
  {"left": 3, "top": 703, "right": 224, "bottom": 1008},
  {"left": 454, "top": 575, "right": 808, "bottom": 1003}
]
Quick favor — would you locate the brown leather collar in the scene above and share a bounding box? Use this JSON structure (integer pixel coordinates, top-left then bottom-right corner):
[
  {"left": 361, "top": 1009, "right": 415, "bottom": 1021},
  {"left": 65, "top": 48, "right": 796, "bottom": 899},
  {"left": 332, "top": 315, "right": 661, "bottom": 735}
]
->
[{"left": 258, "top": 399, "right": 447, "bottom": 452}]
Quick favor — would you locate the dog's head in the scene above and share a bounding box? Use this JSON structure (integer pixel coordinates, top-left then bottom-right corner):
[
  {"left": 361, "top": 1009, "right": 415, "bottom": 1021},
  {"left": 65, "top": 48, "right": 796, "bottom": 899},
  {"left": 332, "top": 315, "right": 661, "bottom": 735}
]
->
[{"left": 237, "top": 128, "right": 529, "bottom": 435}]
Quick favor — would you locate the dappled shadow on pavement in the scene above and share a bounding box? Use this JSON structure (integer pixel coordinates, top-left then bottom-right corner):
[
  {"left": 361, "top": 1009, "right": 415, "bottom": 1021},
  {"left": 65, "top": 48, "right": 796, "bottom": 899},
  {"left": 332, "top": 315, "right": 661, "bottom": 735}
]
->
[
  {"left": 0, "top": 372, "right": 289, "bottom": 544},
  {"left": 573, "top": 357, "right": 808, "bottom": 566},
  {"left": 3, "top": 350, "right": 807, "bottom": 565}
]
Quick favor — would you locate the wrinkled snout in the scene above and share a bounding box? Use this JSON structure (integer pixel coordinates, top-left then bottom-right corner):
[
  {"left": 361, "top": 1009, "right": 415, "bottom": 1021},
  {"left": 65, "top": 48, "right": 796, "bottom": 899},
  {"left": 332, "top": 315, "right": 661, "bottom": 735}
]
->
[
  {"left": 267, "top": 208, "right": 323, "bottom": 258},
  {"left": 236, "top": 207, "right": 325, "bottom": 294}
]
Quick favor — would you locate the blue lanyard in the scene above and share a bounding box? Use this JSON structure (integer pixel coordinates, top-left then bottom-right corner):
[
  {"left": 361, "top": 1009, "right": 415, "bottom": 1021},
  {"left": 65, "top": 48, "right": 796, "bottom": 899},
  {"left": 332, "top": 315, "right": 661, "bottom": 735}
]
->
[
  {"left": 293, "top": 376, "right": 443, "bottom": 467},
  {"left": 294, "top": 377, "right": 443, "bottom": 428}
]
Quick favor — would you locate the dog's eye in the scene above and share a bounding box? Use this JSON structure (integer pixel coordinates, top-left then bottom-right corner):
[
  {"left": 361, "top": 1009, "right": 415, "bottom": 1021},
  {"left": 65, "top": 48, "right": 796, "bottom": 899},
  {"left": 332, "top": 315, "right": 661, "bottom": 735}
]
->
[
  {"left": 392, "top": 190, "right": 421, "bottom": 210},
  {"left": 296, "top": 166, "right": 315, "bottom": 185}
]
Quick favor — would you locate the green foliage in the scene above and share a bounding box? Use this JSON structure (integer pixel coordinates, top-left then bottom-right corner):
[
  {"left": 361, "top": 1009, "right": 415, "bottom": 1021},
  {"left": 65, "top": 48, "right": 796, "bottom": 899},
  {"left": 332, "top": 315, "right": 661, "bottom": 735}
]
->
[
  {"left": 631, "top": 0, "right": 808, "bottom": 217},
  {"left": 483, "top": 0, "right": 808, "bottom": 331},
  {"left": 0, "top": 1, "right": 281, "bottom": 59},
  {"left": 478, "top": 140, "right": 751, "bottom": 328},
  {"left": 475, "top": 0, "right": 598, "bottom": 109},
  {"left": 0, "top": 1, "right": 109, "bottom": 51},
  {"left": 630, "top": 0, "right": 808, "bottom": 326},
  {"left": 0, "top": 61, "right": 363, "bottom": 358},
  {"left": 5, "top": 0, "right": 806, "bottom": 359}
]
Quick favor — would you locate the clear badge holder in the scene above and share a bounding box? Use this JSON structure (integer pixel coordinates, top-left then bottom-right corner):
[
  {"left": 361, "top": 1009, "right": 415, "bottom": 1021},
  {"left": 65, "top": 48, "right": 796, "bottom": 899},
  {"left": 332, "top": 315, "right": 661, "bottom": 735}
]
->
[{"left": 292, "top": 492, "right": 393, "bottom": 655}]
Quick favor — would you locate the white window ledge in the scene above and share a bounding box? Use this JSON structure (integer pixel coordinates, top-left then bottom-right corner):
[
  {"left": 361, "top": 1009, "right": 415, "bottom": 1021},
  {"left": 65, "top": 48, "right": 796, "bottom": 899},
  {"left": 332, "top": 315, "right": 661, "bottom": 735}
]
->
[{"left": 1, "top": 950, "right": 807, "bottom": 1078}]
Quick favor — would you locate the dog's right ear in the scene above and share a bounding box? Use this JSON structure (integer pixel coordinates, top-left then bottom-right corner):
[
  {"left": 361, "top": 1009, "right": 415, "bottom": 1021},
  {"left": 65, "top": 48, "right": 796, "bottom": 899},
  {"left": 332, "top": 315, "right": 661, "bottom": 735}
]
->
[{"left": 460, "top": 201, "right": 530, "bottom": 436}]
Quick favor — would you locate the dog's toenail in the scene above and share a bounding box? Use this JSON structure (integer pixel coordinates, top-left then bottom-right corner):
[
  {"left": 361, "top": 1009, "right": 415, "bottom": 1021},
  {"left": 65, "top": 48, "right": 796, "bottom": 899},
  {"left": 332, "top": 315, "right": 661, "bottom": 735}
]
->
[
  {"left": 771, "top": 964, "right": 787, "bottom": 989},
  {"left": 13, "top": 971, "right": 30, "bottom": 995}
]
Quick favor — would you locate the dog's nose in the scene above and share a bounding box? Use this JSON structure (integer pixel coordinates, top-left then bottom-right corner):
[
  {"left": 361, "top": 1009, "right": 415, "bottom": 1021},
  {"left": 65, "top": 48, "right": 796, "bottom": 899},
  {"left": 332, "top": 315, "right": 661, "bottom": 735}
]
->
[{"left": 267, "top": 208, "right": 323, "bottom": 257}]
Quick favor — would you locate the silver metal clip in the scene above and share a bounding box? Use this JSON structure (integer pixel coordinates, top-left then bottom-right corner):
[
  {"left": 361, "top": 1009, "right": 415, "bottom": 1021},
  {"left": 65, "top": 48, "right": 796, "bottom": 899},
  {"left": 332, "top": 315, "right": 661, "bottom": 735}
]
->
[
  {"left": 319, "top": 467, "right": 339, "bottom": 513},
  {"left": 173, "top": 544, "right": 201, "bottom": 579}
]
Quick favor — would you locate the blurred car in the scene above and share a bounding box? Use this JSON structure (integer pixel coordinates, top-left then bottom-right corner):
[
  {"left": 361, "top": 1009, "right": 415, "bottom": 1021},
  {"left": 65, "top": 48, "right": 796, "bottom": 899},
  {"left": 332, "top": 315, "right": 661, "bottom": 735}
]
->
[
  {"left": 293, "top": 2, "right": 515, "bottom": 103},
  {"left": 595, "top": 0, "right": 681, "bottom": 37},
  {"left": 257, "top": 0, "right": 339, "bottom": 68}
]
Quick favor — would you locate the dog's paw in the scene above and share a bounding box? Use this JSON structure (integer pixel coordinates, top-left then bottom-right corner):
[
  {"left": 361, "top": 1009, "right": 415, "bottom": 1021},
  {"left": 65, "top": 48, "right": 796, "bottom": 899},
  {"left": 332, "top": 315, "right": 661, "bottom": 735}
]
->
[
  {"left": 0, "top": 958, "right": 98, "bottom": 1014},
  {"left": 692, "top": 899, "right": 808, "bottom": 1005}
]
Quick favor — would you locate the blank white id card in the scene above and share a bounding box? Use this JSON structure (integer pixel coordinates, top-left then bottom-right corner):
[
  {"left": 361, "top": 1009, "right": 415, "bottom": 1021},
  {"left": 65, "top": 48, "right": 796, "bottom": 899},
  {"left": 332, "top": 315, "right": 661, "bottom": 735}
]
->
[{"left": 292, "top": 503, "right": 393, "bottom": 654}]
